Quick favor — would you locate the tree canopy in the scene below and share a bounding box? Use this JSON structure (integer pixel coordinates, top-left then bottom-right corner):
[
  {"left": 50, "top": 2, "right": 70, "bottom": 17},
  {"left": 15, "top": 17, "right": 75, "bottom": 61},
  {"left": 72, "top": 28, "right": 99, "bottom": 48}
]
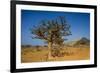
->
[{"left": 31, "top": 16, "right": 71, "bottom": 46}]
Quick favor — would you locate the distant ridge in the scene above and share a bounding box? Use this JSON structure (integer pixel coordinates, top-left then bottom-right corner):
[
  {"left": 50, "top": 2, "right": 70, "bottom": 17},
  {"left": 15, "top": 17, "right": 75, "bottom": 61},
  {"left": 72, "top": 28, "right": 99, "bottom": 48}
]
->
[
  {"left": 65, "top": 37, "right": 90, "bottom": 46},
  {"left": 74, "top": 37, "right": 90, "bottom": 46}
]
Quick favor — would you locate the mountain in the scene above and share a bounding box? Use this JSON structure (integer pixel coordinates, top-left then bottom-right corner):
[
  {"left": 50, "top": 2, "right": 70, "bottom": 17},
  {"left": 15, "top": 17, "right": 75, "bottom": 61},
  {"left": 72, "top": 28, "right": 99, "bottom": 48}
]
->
[
  {"left": 73, "top": 37, "right": 90, "bottom": 46},
  {"left": 65, "top": 37, "right": 90, "bottom": 46}
]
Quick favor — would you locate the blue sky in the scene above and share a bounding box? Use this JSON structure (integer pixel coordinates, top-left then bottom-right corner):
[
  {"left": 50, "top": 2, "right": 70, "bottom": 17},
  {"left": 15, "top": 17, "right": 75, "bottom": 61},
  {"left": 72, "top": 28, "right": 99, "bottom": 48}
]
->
[{"left": 21, "top": 10, "right": 90, "bottom": 46}]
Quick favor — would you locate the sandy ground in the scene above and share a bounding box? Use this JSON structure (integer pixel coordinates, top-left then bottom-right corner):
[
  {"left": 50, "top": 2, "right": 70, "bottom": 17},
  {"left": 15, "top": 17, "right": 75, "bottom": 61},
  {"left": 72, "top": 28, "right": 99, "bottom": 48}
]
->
[{"left": 21, "top": 46, "right": 90, "bottom": 63}]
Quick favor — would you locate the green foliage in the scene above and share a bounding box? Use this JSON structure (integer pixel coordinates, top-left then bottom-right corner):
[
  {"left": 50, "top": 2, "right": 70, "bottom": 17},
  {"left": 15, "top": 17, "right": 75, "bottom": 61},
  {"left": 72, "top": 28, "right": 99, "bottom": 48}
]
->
[{"left": 31, "top": 16, "right": 71, "bottom": 46}]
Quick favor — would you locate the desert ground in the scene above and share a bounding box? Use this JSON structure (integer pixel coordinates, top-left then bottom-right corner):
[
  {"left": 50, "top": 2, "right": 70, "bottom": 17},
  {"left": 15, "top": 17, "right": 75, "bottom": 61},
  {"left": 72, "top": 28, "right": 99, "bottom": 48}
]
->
[{"left": 21, "top": 45, "right": 90, "bottom": 63}]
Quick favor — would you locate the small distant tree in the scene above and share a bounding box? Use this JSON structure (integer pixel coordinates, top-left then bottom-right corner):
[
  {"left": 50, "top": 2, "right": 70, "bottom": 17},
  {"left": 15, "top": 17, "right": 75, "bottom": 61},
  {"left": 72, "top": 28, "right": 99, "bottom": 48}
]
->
[{"left": 31, "top": 16, "right": 71, "bottom": 59}]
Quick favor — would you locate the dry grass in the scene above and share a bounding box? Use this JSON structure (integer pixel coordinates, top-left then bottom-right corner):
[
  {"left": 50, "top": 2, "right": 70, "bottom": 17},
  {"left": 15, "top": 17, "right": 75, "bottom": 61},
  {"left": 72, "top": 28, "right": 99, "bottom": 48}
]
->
[{"left": 21, "top": 46, "right": 90, "bottom": 63}]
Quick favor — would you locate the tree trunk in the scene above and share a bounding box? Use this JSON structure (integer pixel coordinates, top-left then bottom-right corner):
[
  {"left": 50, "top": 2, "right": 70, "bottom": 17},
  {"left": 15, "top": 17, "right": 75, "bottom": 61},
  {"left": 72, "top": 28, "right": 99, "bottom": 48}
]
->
[{"left": 48, "top": 42, "right": 52, "bottom": 60}]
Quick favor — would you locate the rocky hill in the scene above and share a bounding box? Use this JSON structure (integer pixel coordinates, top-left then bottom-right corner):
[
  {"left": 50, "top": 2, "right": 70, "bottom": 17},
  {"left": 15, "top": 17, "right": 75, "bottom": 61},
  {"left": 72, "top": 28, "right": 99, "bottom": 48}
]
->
[{"left": 65, "top": 37, "right": 90, "bottom": 46}]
